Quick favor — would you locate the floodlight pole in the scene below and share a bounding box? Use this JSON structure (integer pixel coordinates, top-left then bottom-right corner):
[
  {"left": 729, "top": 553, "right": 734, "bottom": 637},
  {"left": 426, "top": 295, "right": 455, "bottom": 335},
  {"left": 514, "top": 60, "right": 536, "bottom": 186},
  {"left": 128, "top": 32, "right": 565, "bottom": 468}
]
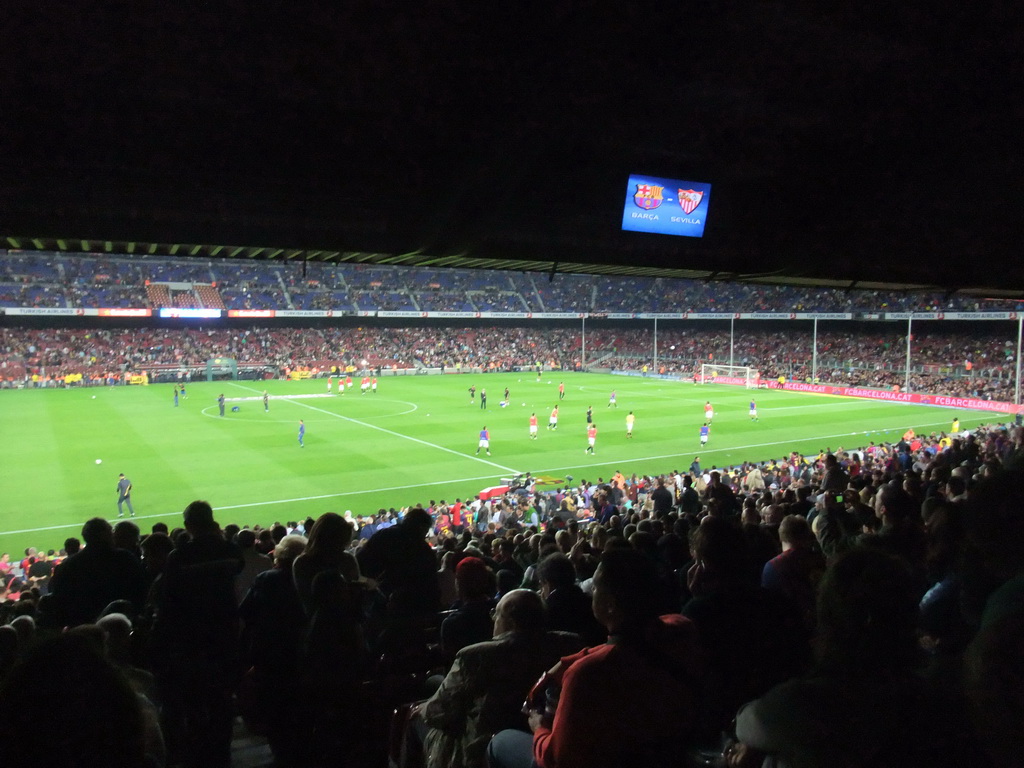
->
[
  {"left": 581, "top": 315, "right": 586, "bottom": 370},
  {"left": 729, "top": 317, "right": 735, "bottom": 367},
  {"left": 653, "top": 318, "right": 658, "bottom": 373},
  {"left": 812, "top": 318, "right": 818, "bottom": 383},
  {"left": 1016, "top": 315, "right": 1022, "bottom": 407},
  {"left": 905, "top": 317, "right": 913, "bottom": 393}
]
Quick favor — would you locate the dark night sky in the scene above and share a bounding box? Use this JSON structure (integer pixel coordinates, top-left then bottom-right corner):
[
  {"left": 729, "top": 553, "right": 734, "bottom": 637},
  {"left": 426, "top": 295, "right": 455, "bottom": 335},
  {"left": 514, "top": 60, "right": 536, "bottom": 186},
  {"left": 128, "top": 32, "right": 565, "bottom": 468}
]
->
[{"left": 1, "top": 1, "right": 1021, "bottom": 289}]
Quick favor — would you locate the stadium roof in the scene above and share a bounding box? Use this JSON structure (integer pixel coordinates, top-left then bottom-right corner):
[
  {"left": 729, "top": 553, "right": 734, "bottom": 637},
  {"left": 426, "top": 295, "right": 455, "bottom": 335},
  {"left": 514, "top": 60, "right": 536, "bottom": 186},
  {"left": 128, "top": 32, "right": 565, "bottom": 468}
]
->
[{"left": 1, "top": 2, "right": 1021, "bottom": 294}]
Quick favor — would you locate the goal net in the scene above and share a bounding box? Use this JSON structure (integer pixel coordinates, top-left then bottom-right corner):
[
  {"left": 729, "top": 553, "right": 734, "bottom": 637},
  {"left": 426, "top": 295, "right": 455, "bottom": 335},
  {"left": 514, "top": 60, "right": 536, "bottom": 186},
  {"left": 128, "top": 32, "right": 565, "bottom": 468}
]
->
[{"left": 700, "top": 363, "right": 760, "bottom": 388}]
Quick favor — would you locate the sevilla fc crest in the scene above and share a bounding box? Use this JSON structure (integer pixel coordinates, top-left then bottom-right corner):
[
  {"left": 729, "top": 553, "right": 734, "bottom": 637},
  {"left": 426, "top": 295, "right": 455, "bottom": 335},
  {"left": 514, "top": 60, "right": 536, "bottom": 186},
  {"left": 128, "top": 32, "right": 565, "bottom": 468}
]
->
[
  {"left": 634, "top": 184, "right": 664, "bottom": 210},
  {"left": 678, "top": 189, "right": 704, "bottom": 214}
]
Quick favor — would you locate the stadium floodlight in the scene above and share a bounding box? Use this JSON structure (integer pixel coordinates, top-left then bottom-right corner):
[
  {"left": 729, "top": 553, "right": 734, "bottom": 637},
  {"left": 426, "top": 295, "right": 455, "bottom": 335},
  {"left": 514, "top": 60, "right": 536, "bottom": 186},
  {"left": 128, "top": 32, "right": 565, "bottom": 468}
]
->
[{"left": 700, "top": 363, "right": 760, "bottom": 389}]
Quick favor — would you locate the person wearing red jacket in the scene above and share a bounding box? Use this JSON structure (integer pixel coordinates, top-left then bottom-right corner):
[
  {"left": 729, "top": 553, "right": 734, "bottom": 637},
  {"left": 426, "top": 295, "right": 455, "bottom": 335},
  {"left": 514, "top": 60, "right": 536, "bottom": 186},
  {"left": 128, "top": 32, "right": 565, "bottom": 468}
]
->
[{"left": 488, "top": 549, "right": 703, "bottom": 768}]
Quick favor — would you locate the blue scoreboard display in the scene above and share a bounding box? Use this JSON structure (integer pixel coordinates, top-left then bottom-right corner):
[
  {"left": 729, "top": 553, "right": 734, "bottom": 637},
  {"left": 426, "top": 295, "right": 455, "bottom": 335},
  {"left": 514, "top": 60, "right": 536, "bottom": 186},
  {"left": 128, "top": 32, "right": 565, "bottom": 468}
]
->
[{"left": 621, "top": 174, "right": 711, "bottom": 237}]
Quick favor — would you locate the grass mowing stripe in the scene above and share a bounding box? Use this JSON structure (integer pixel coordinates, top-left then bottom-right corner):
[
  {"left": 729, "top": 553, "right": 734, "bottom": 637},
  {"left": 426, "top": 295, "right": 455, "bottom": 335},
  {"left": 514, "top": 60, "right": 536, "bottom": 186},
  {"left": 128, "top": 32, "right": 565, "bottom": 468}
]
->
[
  {"left": 228, "top": 383, "right": 522, "bottom": 475},
  {"left": 0, "top": 373, "right": 984, "bottom": 553},
  {"left": 0, "top": 416, "right": 957, "bottom": 540}
]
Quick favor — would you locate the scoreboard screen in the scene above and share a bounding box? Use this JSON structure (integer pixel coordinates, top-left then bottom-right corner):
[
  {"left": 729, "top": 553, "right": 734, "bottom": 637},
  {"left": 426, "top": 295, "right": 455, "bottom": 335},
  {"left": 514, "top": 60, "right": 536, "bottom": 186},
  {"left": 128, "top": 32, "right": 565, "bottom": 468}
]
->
[{"left": 621, "top": 174, "right": 711, "bottom": 237}]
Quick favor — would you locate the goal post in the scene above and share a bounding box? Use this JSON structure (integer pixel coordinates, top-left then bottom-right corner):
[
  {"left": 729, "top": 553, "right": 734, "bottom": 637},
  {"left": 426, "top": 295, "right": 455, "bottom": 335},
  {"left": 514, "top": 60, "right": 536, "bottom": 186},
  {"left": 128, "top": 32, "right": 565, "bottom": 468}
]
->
[
  {"left": 700, "top": 363, "right": 760, "bottom": 388},
  {"left": 205, "top": 357, "right": 238, "bottom": 381}
]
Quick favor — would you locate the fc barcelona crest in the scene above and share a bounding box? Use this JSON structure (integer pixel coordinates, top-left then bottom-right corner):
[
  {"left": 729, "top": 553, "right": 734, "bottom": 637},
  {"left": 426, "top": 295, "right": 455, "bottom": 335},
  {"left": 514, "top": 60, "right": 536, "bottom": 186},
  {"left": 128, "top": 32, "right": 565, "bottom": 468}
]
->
[
  {"left": 678, "top": 189, "right": 704, "bottom": 214},
  {"left": 634, "top": 184, "right": 664, "bottom": 210}
]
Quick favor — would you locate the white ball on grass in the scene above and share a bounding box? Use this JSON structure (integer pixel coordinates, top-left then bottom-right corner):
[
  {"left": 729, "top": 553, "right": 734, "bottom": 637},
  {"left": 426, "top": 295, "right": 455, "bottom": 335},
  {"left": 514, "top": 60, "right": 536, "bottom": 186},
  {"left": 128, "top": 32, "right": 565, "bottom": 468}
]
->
[
  {"left": 95, "top": 459, "right": 102, "bottom": 464},
  {"left": 91, "top": 395, "right": 96, "bottom": 399}
]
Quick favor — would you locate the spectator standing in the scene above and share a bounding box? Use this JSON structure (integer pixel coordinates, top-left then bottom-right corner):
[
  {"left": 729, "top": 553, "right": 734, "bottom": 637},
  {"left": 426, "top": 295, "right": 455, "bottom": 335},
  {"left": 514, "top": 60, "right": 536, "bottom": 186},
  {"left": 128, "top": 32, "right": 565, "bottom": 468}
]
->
[
  {"left": 150, "top": 500, "right": 243, "bottom": 768},
  {"left": 239, "top": 534, "right": 309, "bottom": 765},
  {"left": 357, "top": 507, "right": 440, "bottom": 616},
  {"left": 650, "top": 478, "right": 674, "bottom": 518},
  {"left": 234, "top": 528, "right": 273, "bottom": 604},
  {"left": 734, "top": 549, "right": 963, "bottom": 767},
  {"left": 292, "top": 512, "right": 360, "bottom": 616},
  {"left": 44, "top": 517, "right": 146, "bottom": 628}
]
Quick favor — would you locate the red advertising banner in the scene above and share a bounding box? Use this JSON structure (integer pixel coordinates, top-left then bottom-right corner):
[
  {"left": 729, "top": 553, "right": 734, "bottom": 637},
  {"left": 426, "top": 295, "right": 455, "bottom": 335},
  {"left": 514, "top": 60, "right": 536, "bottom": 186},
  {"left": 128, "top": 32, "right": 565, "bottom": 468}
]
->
[
  {"left": 706, "top": 375, "right": 750, "bottom": 386},
  {"left": 97, "top": 308, "right": 153, "bottom": 317},
  {"left": 227, "top": 309, "right": 276, "bottom": 318},
  {"left": 761, "top": 381, "right": 1020, "bottom": 414},
  {"left": 701, "top": 375, "right": 1019, "bottom": 414}
]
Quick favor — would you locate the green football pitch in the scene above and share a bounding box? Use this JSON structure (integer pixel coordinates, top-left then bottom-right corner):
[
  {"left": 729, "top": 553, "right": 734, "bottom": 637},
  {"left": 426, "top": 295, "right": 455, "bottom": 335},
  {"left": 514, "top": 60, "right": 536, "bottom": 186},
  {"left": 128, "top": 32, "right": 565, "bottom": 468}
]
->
[{"left": 0, "top": 372, "right": 991, "bottom": 555}]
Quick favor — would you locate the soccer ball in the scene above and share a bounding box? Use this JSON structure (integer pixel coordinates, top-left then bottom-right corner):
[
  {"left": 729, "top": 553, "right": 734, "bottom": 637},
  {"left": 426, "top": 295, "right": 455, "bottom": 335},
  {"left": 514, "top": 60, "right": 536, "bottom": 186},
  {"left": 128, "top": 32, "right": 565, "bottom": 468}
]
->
[
  {"left": 91, "top": 395, "right": 96, "bottom": 399},
  {"left": 95, "top": 459, "right": 102, "bottom": 464},
  {"left": 522, "top": 402, "right": 526, "bottom": 406}
]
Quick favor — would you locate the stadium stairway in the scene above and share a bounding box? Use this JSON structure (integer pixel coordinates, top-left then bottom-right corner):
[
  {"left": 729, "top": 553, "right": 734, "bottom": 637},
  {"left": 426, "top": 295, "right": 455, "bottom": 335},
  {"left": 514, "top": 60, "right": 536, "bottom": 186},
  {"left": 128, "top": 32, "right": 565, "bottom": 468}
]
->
[{"left": 231, "top": 718, "right": 275, "bottom": 768}]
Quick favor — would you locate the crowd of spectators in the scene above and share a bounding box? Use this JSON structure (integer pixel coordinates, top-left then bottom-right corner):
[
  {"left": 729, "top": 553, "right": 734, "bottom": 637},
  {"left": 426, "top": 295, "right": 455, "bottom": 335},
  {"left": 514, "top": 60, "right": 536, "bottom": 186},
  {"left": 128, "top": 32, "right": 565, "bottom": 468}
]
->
[
  {"left": 2, "top": 423, "right": 1022, "bottom": 767},
  {"left": 0, "top": 326, "right": 582, "bottom": 383},
  {"left": 4, "top": 250, "right": 1024, "bottom": 313},
  {"left": 597, "top": 327, "right": 1019, "bottom": 401},
  {"left": 1, "top": 324, "right": 1017, "bottom": 401}
]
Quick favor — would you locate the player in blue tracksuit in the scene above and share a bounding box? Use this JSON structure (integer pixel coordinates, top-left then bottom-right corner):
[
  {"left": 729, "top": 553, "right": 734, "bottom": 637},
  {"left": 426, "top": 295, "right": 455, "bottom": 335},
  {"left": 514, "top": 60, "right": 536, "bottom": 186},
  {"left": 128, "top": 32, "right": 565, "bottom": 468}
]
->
[{"left": 298, "top": 420, "right": 305, "bottom": 447}]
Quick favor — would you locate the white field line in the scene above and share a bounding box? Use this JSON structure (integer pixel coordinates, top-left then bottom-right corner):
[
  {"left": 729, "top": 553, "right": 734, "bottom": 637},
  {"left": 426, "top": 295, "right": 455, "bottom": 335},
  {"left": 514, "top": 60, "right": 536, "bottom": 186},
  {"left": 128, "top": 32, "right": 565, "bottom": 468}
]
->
[
  {"left": 0, "top": 417, "right": 962, "bottom": 536},
  {"left": 0, "top": 472, "right": 506, "bottom": 537},
  {"left": 228, "top": 383, "right": 521, "bottom": 475}
]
